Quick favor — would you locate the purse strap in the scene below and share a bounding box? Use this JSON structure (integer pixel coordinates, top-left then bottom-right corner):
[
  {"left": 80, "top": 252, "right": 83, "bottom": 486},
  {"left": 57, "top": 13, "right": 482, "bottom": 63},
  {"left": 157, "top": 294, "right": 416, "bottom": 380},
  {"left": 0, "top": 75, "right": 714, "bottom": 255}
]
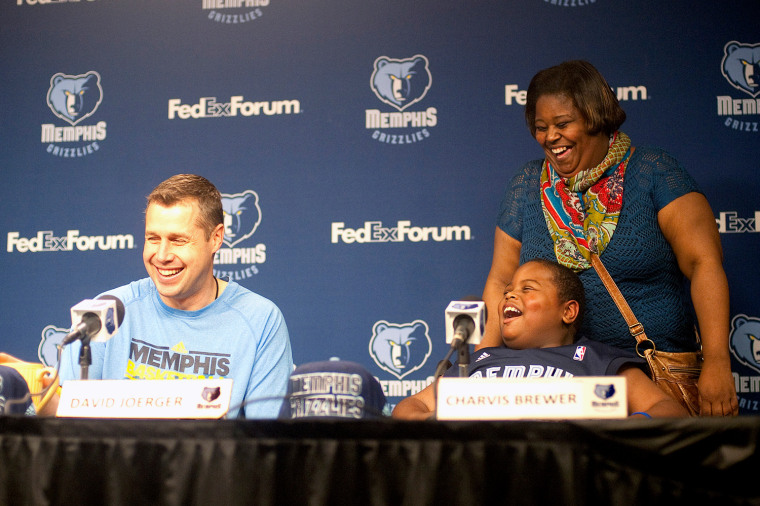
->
[{"left": 589, "top": 252, "right": 656, "bottom": 355}]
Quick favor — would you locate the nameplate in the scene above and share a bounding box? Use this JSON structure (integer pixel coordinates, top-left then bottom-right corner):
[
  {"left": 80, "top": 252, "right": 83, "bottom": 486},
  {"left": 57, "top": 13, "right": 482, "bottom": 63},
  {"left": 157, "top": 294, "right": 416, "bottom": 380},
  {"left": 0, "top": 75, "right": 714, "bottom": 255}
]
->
[
  {"left": 57, "top": 379, "right": 233, "bottom": 419},
  {"left": 436, "top": 377, "right": 627, "bottom": 420}
]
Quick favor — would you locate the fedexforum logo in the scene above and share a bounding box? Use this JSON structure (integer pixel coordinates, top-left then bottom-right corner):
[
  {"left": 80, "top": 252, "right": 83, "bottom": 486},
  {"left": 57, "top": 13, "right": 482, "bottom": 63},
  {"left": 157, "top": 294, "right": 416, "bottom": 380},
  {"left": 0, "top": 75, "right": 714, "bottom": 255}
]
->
[
  {"left": 202, "top": 0, "right": 268, "bottom": 24},
  {"left": 42, "top": 71, "right": 107, "bottom": 158},
  {"left": 213, "top": 190, "right": 266, "bottom": 281},
  {"left": 331, "top": 221, "right": 471, "bottom": 244},
  {"left": 717, "top": 41, "right": 760, "bottom": 133},
  {"left": 168, "top": 96, "right": 300, "bottom": 119},
  {"left": 716, "top": 211, "right": 760, "bottom": 233},
  {"left": 366, "top": 55, "right": 437, "bottom": 145},
  {"left": 6, "top": 230, "right": 134, "bottom": 252},
  {"left": 505, "top": 83, "right": 647, "bottom": 105}
]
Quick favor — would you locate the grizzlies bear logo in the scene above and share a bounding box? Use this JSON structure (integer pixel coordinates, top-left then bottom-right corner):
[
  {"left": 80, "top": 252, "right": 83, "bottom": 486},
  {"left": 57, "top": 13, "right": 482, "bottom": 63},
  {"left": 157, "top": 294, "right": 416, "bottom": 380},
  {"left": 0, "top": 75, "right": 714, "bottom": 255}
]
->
[
  {"left": 730, "top": 314, "right": 760, "bottom": 373},
  {"left": 721, "top": 41, "right": 760, "bottom": 97},
  {"left": 221, "top": 190, "right": 262, "bottom": 248},
  {"left": 370, "top": 55, "right": 432, "bottom": 111},
  {"left": 201, "top": 386, "right": 221, "bottom": 402},
  {"left": 46, "top": 71, "right": 104, "bottom": 125},
  {"left": 38, "top": 325, "right": 68, "bottom": 368},
  {"left": 594, "top": 384, "right": 616, "bottom": 400},
  {"left": 369, "top": 320, "right": 432, "bottom": 379}
]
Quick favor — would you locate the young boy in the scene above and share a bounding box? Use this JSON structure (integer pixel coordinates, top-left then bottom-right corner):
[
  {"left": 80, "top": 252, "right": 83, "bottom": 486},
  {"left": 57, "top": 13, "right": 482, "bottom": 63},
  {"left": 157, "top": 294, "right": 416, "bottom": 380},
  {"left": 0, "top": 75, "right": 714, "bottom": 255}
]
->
[{"left": 392, "top": 259, "right": 688, "bottom": 420}]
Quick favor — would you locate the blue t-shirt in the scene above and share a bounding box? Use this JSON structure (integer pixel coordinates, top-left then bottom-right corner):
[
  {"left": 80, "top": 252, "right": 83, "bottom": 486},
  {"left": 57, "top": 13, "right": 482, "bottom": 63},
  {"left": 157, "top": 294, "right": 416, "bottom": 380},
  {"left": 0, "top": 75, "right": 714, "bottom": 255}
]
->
[
  {"left": 60, "top": 278, "right": 293, "bottom": 419},
  {"left": 497, "top": 146, "right": 701, "bottom": 353},
  {"left": 451, "top": 337, "right": 645, "bottom": 379}
]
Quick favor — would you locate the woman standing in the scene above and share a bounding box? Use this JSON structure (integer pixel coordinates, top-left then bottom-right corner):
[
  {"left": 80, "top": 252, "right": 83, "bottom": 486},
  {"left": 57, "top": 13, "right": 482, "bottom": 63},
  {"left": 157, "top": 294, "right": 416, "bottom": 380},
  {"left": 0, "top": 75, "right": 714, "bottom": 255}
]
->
[{"left": 480, "top": 60, "right": 737, "bottom": 416}]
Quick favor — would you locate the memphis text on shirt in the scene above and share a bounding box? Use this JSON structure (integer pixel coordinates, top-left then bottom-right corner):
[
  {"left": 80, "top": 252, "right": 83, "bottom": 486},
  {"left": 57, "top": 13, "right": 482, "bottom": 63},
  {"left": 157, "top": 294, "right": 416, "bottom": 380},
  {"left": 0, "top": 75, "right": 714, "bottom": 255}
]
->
[{"left": 127, "top": 340, "right": 231, "bottom": 380}]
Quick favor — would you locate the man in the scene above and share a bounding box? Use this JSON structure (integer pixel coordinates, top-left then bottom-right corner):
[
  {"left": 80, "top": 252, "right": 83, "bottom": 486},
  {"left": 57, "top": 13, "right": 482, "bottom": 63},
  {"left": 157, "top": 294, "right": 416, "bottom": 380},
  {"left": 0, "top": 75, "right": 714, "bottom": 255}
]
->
[
  {"left": 60, "top": 174, "right": 293, "bottom": 418},
  {"left": 392, "top": 259, "right": 688, "bottom": 420}
]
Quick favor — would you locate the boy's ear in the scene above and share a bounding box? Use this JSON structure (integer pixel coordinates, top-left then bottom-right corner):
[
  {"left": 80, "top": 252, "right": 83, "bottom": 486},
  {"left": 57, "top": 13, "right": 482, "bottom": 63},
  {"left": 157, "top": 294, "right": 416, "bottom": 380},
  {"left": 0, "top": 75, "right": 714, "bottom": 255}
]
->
[{"left": 562, "top": 300, "right": 580, "bottom": 326}]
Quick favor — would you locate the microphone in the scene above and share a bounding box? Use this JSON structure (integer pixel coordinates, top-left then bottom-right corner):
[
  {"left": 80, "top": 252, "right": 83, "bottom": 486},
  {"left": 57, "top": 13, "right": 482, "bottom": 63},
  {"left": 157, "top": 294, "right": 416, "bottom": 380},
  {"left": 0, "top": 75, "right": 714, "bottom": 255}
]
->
[
  {"left": 62, "top": 295, "right": 125, "bottom": 345},
  {"left": 445, "top": 298, "right": 487, "bottom": 347}
]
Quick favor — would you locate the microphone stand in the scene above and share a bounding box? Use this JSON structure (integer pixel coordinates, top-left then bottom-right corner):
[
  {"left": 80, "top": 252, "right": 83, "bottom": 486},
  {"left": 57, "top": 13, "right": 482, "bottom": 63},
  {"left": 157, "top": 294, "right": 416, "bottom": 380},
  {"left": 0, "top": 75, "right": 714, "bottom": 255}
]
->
[
  {"left": 78, "top": 337, "right": 92, "bottom": 380},
  {"left": 457, "top": 341, "right": 470, "bottom": 377}
]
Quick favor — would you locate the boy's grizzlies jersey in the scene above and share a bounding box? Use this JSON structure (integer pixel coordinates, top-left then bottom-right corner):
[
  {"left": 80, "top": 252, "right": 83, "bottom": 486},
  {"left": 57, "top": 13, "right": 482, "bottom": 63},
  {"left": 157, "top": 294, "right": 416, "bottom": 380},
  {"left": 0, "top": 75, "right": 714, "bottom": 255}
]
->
[{"left": 457, "top": 337, "right": 645, "bottom": 380}]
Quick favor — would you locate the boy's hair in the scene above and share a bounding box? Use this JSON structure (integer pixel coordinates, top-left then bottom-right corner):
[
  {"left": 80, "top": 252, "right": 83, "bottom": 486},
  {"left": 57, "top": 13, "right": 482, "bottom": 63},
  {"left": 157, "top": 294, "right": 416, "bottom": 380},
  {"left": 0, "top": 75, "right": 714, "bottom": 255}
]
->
[
  {"left": 145, "top": 174, "right": 223, "bottom": 240},
  {"left": 527, "top": 258, "right": 586, "bottom": 331}
]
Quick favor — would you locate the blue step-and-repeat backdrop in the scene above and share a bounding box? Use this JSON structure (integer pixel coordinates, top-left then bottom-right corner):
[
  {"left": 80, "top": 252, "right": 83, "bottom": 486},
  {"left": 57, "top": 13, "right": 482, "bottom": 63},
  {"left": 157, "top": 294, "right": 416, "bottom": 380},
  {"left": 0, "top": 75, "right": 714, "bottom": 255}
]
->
[{"left": 1, "top": 0, "right": 758, "bottom": 414}]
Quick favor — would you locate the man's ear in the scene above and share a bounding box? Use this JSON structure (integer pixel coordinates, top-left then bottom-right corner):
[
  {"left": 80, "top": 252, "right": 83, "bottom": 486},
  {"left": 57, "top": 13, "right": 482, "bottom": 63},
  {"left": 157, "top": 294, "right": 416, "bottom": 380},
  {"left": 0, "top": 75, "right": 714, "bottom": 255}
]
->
[
  {"left": 562, "top": 300, "right": 580, "bottom": 326},
  {"left": 211, "top": 223, "right": 224, "bottom": 253}
]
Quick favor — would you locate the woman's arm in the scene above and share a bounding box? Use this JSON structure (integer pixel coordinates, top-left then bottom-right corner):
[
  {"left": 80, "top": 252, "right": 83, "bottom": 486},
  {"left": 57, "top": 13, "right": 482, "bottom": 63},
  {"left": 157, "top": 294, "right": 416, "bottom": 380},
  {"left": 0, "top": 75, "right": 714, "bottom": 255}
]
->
[
  {"left": 478, "top": 228, "right": 522, "bottom": 350},
  {"left": 658, "top": 192, "right": 738, "bottom": 416}
]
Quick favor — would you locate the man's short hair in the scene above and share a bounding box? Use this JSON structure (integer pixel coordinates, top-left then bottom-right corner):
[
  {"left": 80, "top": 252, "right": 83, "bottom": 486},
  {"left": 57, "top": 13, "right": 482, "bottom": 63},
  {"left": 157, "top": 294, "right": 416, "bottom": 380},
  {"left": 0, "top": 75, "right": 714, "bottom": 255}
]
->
[
  {"left": 525, "top": 60, "right": 626, "bottom": 138},
  {"left": 527, "top": 258, "right": 586, "bottom": 331},
  {"left": 146, "top": 174, "right": 223, "bottom": 239}
]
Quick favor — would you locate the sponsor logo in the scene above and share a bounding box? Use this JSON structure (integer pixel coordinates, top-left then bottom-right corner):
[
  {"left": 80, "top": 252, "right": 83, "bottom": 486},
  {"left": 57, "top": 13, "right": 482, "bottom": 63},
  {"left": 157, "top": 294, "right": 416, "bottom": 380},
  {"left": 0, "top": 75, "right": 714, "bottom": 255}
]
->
[
  {"left": 366, "top": 54, "right": 437, "bottom": 144},
  {"left": 591, "top": 382, "right": 621, "bottom": 409},
  {"left": 201, "top": 387, "right": 221, "bottom": 402},
  {"left": 369, "top": 320, "right": 432, "bottom": 380},
  {"left": 505, "top": 83, "right": 647, "bottom": 105},
  {"left": 594, "top": 384, "right": 616, "bottom": 400},
  {"left": 42, "top": 71, "right": 107, "bottom": 157},
  {"left": 202, "top": 0, "right": 268, "bottom": 24},
  {"left": 6, "top": 230, "right": 135, "bottom": 253},
  {"left": 168, "top": 96, "right": 299, "bottom": 119},
  {"left": 213, "top": 189, "right": 266, "bottom": 281},
  {"left": 39, "top": 325, "right": 68, "bottom": 367},
  {"left": 717, "top": 41, "right": 760, "bottom": 133},
  {"left": 331, "top": 220, "right": 471, "bottom": 244},
  {"left": 716, "top": 211, "right": 760, "bottom": 233},
  {"left": 729, "top": 314, "right": 760, "bottom": 413}
]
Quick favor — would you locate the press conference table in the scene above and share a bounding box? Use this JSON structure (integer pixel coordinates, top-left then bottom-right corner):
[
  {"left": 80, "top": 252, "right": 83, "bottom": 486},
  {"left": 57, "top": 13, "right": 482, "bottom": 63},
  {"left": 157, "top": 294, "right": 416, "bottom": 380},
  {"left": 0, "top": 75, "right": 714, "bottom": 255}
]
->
[{"left": 1, "top": 416, "right": 757, "bottom": 505}]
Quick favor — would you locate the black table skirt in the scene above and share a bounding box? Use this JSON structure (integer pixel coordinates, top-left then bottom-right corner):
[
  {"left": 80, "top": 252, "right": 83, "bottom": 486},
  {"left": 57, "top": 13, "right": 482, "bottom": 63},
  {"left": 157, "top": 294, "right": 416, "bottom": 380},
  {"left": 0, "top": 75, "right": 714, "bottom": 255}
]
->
[{"left": 1, "top": 416, "right": 758, "bottom": 505}]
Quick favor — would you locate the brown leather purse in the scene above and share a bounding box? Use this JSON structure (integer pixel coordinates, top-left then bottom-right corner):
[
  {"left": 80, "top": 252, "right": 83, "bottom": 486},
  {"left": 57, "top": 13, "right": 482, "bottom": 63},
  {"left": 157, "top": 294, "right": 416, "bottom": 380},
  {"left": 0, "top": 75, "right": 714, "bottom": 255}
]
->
[{"left": 591, "top": 253, "right": 702, "bottom": 416}]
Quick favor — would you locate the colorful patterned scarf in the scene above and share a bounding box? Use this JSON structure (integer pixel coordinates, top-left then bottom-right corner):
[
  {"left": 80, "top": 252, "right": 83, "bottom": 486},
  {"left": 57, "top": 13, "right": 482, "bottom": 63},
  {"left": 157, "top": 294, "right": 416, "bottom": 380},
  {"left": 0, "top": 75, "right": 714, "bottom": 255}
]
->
[{"left": 540, "top": 131, "right": 633, "bottom": 271}]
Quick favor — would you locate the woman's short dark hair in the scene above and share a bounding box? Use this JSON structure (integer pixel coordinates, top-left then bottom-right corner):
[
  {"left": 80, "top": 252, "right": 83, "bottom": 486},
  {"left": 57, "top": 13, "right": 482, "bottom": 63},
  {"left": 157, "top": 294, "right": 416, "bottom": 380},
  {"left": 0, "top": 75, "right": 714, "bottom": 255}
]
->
[
  {"left": 526, "top": 258, "right": 586, "bottom": 332},
  {"left": 146, "top": 174, "right": 223, "bottom": 240},
  {"left": 525, "top": 60, "right": 626, "bottom": 138}
]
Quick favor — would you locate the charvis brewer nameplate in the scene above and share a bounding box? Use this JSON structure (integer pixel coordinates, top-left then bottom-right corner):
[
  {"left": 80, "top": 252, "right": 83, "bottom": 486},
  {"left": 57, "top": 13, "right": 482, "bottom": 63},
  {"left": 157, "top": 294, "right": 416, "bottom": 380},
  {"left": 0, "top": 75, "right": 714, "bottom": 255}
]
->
[{"left": 436, "top": 377, "right": 627, "bottom": 420}]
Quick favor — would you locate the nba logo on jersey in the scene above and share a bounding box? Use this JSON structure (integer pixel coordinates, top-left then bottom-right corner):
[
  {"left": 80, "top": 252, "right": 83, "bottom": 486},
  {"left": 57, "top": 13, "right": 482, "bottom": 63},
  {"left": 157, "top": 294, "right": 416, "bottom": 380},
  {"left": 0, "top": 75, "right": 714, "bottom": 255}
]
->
[{"left": 573, "top": 346, "right": 586, "bottom": 361}]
